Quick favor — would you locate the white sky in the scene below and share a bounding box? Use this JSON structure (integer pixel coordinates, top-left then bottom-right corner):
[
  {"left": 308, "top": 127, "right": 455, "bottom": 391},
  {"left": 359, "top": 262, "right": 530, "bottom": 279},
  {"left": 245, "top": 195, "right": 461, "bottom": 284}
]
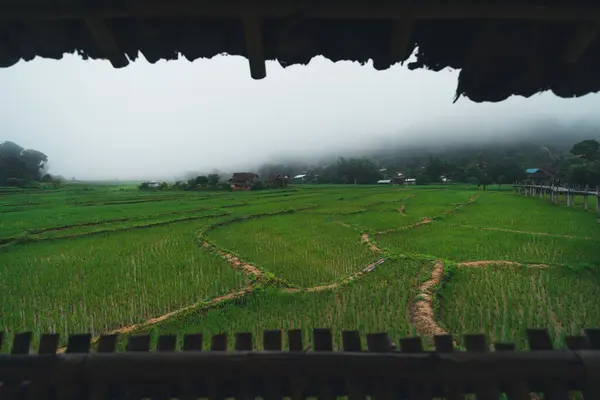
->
[{"left": 2, "top": 53, "right": 600, "bottom": 180}]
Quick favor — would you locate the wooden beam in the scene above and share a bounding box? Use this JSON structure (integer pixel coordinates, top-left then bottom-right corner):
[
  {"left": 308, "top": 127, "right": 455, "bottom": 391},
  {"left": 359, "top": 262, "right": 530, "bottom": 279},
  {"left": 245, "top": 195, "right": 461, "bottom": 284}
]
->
[
  {"left": 1, "top": 1, "right": 600, "bottom": 21},
  {"left": 84, "top": 17, "right": 129, "bottom": 68},
  {"left": 242, "top": 16, "right": 266, "bottom": 79},
  {"left": 563, "top": 21, "right": 600, "bottom": 63},
  {"left": 389, "top": 18, "right": 414, "bottom": 64}
]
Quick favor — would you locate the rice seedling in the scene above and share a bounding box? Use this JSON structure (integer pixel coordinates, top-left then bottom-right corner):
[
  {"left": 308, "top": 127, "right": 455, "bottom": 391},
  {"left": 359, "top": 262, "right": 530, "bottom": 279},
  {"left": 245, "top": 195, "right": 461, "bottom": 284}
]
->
[
  {"left": 2, "top": 183, "right": 599, "bottom": 354},
  {"left": 440, "top": 265, "right": 600, "bottom": 349},
  {"left": 0, "top": 218, "right": 246, "bottom": 348},
  {"left": 376, "top": 224, "right": 600, "bottom": 266},
  {"left": 139, "top": 259, "right": 429, "bottom": 350},
  {"left": 206, "top": 213, "right": 378, "bottom": 287}
]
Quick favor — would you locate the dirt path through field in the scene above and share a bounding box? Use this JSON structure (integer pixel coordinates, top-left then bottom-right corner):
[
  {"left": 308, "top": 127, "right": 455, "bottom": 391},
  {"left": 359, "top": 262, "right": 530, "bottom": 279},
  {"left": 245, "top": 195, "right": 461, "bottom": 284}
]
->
[
  {"left": 410, "top": 261, "right": 450, "bottom": 337},
  {"left": 209, "top": 236, "right": 386, "bottom": 293},
  {"left": 203, "top": 241, "right": 262, "bottom": 276},
  {"left": 57, "top": 285, "right": 256, "bottom": 353},
  {"left": 361, "top": 233, "right": 382, "bottom": 253},
  {"left": 287, "top": 258, "right": 386, "bottom": 293},
  {"left": 457, "top": 224, "right": 592, "bottom": 240},
  {"left": 458, "top": 260, "right": 549, "bottom": 268}
]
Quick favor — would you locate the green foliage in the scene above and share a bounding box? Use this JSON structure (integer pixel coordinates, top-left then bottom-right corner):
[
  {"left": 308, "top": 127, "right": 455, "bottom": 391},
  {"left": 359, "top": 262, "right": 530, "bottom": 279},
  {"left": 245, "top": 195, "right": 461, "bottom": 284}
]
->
[
  {"left": 207, "top": 174, "right": 220, "bottom": 186},
  {"left": 570, "top": 139, "right": 599, "bottom": 160},
  {"left": 251, "top": 180, "right": 266, "bottom": 190},
  {"left": 193, "top": 175, "right": 208, "bottom": 186},
  {"left": 0, "top": 141, "right": 48, "bottom": 186}
]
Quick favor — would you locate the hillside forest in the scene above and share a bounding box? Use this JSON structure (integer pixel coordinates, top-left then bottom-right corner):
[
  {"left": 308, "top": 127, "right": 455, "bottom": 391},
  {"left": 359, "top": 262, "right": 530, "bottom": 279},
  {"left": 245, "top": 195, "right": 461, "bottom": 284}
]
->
[{"left": 2, "top": 138, "right": 600, "bottom": 188}]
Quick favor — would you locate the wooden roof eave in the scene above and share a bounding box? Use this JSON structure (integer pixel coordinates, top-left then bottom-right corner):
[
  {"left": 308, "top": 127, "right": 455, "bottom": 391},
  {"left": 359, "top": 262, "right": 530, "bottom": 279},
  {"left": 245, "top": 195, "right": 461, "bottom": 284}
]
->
[
  {"left": 3, "top": 1, "right": 600, "bottom": 21},
  {"left": 2, "top": 0, "right": 600, "bottom": 86}
]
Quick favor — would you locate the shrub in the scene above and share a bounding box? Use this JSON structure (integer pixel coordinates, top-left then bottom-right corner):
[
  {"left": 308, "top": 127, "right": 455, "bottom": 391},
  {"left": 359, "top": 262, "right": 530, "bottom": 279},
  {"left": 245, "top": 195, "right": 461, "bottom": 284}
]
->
[
  {"left": 5, "top": 177, "right": 26, "bottom": 187},
  {"left": 252, "top": 180, "right": 266, "bottom": 190}
]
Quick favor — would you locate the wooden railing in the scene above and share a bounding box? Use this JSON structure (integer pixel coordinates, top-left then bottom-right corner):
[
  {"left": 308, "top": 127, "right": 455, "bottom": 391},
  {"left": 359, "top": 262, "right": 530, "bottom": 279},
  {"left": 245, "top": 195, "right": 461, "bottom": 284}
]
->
[
  {"left": 513, "top": 183, "right": 600, "bottom": 212},
  {"left": 1, "top": 328, "right": 599, "bottom": 399}
]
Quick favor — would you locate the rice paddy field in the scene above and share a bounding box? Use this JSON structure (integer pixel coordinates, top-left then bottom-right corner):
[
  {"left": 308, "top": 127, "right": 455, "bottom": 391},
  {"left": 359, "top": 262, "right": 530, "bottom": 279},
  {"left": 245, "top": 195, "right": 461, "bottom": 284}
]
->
[{"left": 1, "top": 183, "right": 599, "bottom": 351}]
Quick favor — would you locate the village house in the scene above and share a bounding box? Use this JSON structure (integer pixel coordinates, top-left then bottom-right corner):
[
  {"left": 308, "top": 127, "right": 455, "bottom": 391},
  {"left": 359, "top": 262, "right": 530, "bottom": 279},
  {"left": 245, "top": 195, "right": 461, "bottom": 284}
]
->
[
  {"left": 229, "top": 172, "right": 259, "bottom": 191},
  {"left": 292, "top": 174, "right": 307, "bottom": 183},
  {"left": 377, "top": 173, "right": 407, "bottom": 185}
]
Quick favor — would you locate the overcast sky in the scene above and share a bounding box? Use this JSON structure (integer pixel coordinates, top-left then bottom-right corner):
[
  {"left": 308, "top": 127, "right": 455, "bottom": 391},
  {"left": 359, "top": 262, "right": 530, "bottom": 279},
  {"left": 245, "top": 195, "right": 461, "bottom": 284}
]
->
[{"left": 2, "top": 53, "right": 600, "bottom": 180}]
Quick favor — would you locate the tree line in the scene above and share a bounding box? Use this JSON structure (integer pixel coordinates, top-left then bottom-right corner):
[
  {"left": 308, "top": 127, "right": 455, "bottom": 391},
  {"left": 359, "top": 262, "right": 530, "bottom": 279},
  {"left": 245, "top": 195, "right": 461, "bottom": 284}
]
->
[
  {"left": 0, "top": 141, "right": 60, "bottom": 187},
  {"left": 255, "top": 138, "right": 600, "bottom": 187}
]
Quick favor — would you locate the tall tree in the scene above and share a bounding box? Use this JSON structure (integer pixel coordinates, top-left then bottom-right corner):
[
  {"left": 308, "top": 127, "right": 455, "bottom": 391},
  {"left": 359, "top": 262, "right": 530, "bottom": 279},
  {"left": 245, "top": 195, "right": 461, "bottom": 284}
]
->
[{"left": 0, "top": 141, "right": 48, "bottom": 185}]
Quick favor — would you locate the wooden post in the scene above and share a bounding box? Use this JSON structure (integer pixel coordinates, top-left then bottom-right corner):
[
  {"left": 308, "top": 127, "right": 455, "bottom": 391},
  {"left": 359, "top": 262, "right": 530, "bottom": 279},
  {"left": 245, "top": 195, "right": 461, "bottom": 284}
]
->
[
  {"left": 597, "top": 186, "right": 600, "bottom": 214},
  {"left": 584, "top": 185, "right": 589, "bottom": 211}
]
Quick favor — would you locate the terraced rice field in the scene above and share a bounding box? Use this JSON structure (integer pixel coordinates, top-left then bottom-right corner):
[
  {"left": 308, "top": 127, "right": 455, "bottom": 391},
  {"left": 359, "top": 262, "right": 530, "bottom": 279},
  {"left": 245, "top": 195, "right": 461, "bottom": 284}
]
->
[{"left": 0, "top": 183, "right": 599, "bottom": 351}]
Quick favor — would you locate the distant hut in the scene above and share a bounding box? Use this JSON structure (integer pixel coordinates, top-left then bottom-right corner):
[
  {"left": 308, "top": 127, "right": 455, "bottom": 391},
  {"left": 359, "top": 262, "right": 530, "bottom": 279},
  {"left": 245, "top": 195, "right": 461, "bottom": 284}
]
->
[
  {"left": 391, "top": 176, "right": 405, "bottom": 185},
  {"left": 229, "top": 173, "right": 259, "bottom": 191},
  {"left": 292, "top": 174, "right": 307, "bottom": 183},
  {"left": 524, "top": 167, "right": 555, "bottom": 185},
  {"left": 271, "top": 174, "right": 290, "bottom": 188}
]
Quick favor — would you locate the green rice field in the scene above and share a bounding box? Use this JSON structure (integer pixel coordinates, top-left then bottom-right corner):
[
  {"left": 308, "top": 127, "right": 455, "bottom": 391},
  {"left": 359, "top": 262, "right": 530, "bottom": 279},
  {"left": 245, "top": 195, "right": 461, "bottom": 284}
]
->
[{"left": 1, "top": 183, "right": 599, "bottom": 351}]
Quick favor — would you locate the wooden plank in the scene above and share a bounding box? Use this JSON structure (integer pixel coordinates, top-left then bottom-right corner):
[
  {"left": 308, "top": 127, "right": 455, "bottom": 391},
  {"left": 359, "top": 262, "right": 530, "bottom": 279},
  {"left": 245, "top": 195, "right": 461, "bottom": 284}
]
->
[
  {"left": 97, "top": 335, "right": 118, "bottom": 353},
  {"left": 527, "top": 329, "right": 553, "bottom": 350},
  {"left": 126, "top": 334, "right": 151, "bottom": 352},
  {"left": 399, "top": 336, "right": 429, "bottom": 400},
  {"left": 585, "top": 328, "right": 600, "bottom": 349},
  {"left": 342, "top": 331, "right": 364, "bottom": 400},
  {"left": 263, "top": 331, "right": 283, "bottom": 400},
  {"left": 182, "top": 334, "right": 203, "bottom": 351},
  {"left": 287, "top": 329, "right": 303, "bottom": 351},
  {"left": 30, "top": 335, "right": 60, "bottom": 400},
  {"left": 234, "top": 332, "right": 253, "bottom": 351},
  {"left": 156, "top": 335, "right": 177, "bottom": 352},
  {"left": 366, "top": 332, "right": 391, "bottom": 352},
  {"left": 210, "top": 333, "right": 227, "bottom": 351},
  {"left": 494, "top": 342, "right": 516, "bottom": 352},
  {"left": 313, "top": 328, "right": 333, "bottom": 351},
  {"left": 434, "top": 334, "right": 454, "bottom": 352},
  {"left": 242, "top": 15, "right": 267, "bottom": 80},
  {"left": 84, "top": 16, "right": 129, "bottom": 68},
  {"left": 181, "top": 333, "right": 203, "bottom": 400},
  {"left": 464, "top": 334, "right": 488, "bottom": 352},
  {"left": 435, "top": 334, "right": 461, "bottom": 399},
  {"left": 494, "top": 343, "right": 530, "bottom": 400},
  {"left": 342, "top": 330, "right": 362, "bottom": 352},
  {"left": 65, "top": 333, "right": 91, "bottom": 353},
  {"left": 399, "top": 336, "right": 423, "bottom": 353},
  {"left": 464, "top": 334, "right": 502, "bottom": 399},
  {"left": 3, "top": 1, "right": 600, "bottom": 21},
  {"left": 367, "top": 333, "right": 394, "bottom": 400},
  {"left": 11, "top": 332, "right": 32, "bottom": 354},
  {"left": 526, "top": 330, "right": 570, "bottom": 400},
  {"left": 565, "top": 336, "right": 590, "bottom": 350},
  {"left": 92, "top": 335, "right": 117, "bottom": 400},
  {"left": 263, "top": 330, "right": 282, "bottom": 351},
  {"left": 0, "top": 351, "right": 589, "bottom": 385},
  {"left": 563, "top": 21, "right": 600, "bottom": 63},
  {"left": 38, "top": 334, "right": 60, "bottom": 354}
]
